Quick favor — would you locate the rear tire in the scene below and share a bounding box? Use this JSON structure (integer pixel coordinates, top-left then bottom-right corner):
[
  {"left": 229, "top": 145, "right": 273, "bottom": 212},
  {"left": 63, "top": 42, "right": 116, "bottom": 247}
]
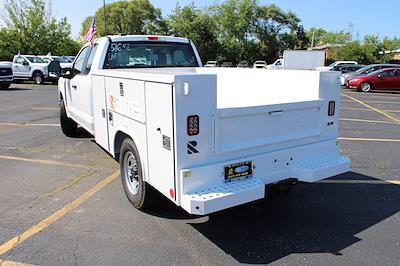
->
[
  {"left": 0, "top": 83, "right": 11, "bottom": 89},
  {"left": 359, "top": 82, "right": 371, "bottom": 92},
  {"left": 33, "top": 72, "right": 44, "bottom": 85},
  {"left": 60, "top": 100, "right": 77, "bottom": 136},
  {"left": 120, "top": 138, "right": 158, "bottom": 210}
]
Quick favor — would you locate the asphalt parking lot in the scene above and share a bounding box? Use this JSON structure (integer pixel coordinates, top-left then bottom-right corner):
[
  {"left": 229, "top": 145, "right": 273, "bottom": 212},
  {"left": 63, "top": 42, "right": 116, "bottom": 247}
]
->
[{"left": 0, "top": 83, "right": 399, "bottom": 266}]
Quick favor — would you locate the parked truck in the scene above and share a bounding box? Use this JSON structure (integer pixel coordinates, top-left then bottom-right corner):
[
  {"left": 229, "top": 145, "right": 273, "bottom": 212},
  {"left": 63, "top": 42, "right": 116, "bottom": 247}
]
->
[
  {"left": 58, "top": 35, "right": 350, "bottom": 215},
  {"left": 267, "top": 50, "right": 326, "bottom": 70},
  {"left": 0, "top": 61, "right": 13, "bottom": 89},
  {"left": 12, "top": 55, "right": 49, "bottom": 84}
]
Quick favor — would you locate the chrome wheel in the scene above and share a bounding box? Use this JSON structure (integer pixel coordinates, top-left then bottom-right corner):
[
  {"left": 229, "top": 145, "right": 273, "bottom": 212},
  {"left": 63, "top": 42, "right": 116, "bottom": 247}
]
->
[
  {"left": 360, "top": 83, "right": 371, "bottom": 92},
  {"left": 34, "top": 75, "right": 43, "bottom": 85},
  {"left": 123, "top": 151, "right": 139, "bottom": 195}
]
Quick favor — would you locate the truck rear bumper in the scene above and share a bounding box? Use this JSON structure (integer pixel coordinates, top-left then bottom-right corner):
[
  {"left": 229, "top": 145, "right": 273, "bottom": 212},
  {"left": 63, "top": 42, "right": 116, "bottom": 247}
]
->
[
  {"left": 293, "top": 156, "right": 350, "bottom": 182},
  {"left": 179, "top": 140, "right": 350, "bottom": 215}
]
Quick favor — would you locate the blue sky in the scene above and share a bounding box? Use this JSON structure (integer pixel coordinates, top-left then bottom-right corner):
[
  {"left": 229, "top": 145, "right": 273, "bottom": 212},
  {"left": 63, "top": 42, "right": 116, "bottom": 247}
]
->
[{"left": 31, "top": 0, "right": 400, "bottom": 39}]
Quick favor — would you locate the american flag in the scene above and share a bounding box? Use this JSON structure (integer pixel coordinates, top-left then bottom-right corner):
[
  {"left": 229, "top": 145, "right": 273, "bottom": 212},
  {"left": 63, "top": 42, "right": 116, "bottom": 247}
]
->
[{"left": 85, "top": 17, "right": 97, "bottom": 43}]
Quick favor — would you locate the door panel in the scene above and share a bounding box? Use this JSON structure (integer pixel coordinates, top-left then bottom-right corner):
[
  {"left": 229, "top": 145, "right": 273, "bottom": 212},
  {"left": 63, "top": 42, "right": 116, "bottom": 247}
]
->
[
  {"left": 92, "top": 75, "right": 109, "bottom": 151},
  {"left": 145, "top": 82, "right": 175, "bottom": 201},
  {"left": 65, "top": 46, "right": 95, "bottom": 133}
]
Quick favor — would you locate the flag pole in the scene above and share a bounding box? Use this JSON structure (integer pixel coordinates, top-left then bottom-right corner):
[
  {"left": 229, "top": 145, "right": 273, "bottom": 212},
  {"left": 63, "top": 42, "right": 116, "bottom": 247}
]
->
[{"left": 103, "top": 0, "right": 107, "bottom": 35}]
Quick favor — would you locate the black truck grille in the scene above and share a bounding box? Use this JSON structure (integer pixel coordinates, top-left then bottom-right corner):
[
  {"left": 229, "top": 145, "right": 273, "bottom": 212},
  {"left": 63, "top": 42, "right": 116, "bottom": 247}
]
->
[{"left": 0, "top": 68, "right": 12, "bottom": 76}]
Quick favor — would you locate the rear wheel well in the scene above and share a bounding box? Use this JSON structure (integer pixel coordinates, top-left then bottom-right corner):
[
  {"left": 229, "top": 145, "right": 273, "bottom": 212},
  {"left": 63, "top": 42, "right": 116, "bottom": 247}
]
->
[
  {"left": 32, "top": 70, "right": 43, "bottom": 77},
  {"left": 114, "top": 131, "right": 131, "bottom": 160}
]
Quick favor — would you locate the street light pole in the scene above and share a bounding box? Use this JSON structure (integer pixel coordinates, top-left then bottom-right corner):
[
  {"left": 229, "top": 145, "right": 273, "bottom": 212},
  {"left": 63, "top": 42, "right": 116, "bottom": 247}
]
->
[{"left": 103, "top": 0, "right": 107, "bottom": 35}]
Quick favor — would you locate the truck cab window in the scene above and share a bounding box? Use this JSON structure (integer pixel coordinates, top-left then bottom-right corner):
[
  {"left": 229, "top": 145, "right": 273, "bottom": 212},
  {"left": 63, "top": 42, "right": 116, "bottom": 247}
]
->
[
  {"left": 73, "top": 46, "right": 90, "bottom": 76},
  {"left": 16, "top": 57, "right": 28, "bottom": 65},
  {"left": 83, "top": 45, "right": 98, "bottom": 75},
  {"left": 103, "top": 41, "right": 198, "bottom": 69}
]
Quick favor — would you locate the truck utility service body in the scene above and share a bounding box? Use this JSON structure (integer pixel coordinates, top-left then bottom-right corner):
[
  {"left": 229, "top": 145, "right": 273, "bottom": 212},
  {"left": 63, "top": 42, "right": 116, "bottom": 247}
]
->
[{"left": 59, "top": 35, "right": 349, "bottom": 215}]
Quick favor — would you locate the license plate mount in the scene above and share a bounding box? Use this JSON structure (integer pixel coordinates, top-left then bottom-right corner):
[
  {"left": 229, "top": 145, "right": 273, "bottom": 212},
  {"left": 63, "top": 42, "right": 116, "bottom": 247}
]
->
[{"left": 224, "top": 161, "right": 253, "bottom": 182}]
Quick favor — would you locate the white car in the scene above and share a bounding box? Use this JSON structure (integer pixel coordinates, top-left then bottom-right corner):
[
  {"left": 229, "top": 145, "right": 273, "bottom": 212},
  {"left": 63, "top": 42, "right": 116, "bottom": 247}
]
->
[
  {"left": 204, "top": 61, "right": 219, "bottom": 67},
  {"left": 253, "top": 60, "right": 267, "bottom": 69},
  {"left": 266, "top": 59, "right": 283, "bottom": 69},
  {"left": 315, "top": 61, "right": 358, "bottom": 71},
  {"left": 38, "top": 56, "right": 73, "bottom": 70}
]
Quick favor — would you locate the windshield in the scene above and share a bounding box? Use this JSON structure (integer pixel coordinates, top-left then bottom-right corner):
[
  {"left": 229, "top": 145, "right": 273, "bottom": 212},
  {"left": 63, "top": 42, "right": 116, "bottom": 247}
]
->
[
  {"left": 104, "top": 41, "right": 199, "bottom": 69},
  {"left": 367, "top": 69, "right": 383, "bottom": 76},
  {"left": 355, "top": 65, "right": 382, "bottom": 75},
  {"left": 54, "top": 57, "right": 71, "bottom": 63},
  {"left": 26, "top": 56, "right": 46, "bottom": 63}
]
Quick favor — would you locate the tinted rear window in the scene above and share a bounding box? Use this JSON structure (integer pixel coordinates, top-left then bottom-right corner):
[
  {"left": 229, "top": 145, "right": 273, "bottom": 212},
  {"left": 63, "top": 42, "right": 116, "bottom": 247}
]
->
[{"left": 104, "top": 41, "right": 199, "bottom": 69}]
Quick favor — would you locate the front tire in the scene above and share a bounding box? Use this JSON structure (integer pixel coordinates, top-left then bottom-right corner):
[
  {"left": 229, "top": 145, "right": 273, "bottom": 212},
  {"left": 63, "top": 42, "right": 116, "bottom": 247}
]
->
[
  {"left": 60, "top": 100, "right": 77, "bottom": 136},
  {"left": 359, "top": 82, "right": 371, "bottom": 92},
  {"left": 33, "top": 72, "right": 44, "bottom": 85},
  {"left": 120, "top": 138, "right": 157, "bottom": 210}
]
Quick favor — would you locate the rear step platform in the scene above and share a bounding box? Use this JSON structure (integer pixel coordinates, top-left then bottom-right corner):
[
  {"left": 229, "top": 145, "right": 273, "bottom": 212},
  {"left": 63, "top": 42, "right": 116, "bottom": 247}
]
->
[
  {"left": 181, "top": 178, "right": 265, "bottom": 215},
  {"left": 293, "top": 156, "right": 350, "bottom": 183}
]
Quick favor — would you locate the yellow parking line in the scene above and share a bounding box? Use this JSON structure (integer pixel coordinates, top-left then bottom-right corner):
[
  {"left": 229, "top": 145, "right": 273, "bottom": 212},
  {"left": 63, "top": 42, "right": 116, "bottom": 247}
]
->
[
  {"left": 341, "top": 99, "right": 400, "bottom": 105},
  {"left": 0, "top": 122, "right": 60, "bottom": 127},
  {"left": 0, "top": 260, "right": 36, "bottom": 266},
  {"left": 341, "top": 94, "right": 400, "bottom": 124},
  {"left": 319, "top": 179, "right": 400, "bottom": 185},
  {"left": 32, "top": 107, "right": 58, "bottom": 111},
  {"left": 0, "top": 170, "right": 119, "bottom": 256},
  {"left": 340, "top": 118, "right": 399, "bottom": 125},
  {"left": 341, "top": 107, "right": 400, "bottom": 113},
  {"left": 339, "top": 137, "right": 400, "bottom": 143},
  {"left": 0, "top": 155, "right": 90, "bottom": 169}
]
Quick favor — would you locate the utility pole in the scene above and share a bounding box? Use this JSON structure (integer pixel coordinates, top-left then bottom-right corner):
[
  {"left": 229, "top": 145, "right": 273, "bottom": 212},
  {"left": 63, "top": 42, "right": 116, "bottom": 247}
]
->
[
  {"left": 310, "top": 28, "right": 315, "bottom": 49},
  {"left": 103, "top": 0, "right": 107, "bottom": 35}
]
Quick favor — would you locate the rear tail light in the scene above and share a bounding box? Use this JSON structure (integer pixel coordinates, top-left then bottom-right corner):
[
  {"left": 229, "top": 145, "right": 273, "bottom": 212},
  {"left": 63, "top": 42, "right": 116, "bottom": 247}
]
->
[
  {"left": 147, "top": 36, "right": 159, "bottom": 41},
  {"left": 328, "top": 101, "right": 336, "bottom": 116},
  {"left": 187, "top": 115, "right": 200, "bottom": 136}
]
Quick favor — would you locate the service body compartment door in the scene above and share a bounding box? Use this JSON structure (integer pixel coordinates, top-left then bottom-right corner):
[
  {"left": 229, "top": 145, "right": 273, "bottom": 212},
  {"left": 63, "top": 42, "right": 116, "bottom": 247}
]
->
[
  {"left": 92, "top": 75, "right": 109, "bottom": 151},
  {"left": 145, "top": 82, "right": 176, "bottom": 201}
]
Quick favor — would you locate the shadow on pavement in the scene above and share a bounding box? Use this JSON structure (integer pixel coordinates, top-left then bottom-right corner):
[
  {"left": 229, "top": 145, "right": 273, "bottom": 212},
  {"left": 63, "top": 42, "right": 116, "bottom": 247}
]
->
[{"left": 185, "top": 171, "right": 400, "bottom": 264}]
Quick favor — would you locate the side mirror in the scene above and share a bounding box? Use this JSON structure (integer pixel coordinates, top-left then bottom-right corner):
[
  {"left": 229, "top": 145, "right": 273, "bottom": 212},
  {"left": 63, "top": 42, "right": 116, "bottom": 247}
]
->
[
  {"left": 62, "top": 70, "right": 72, "bottom": 79},
  {"left": 23, "top": 61, "right": 29, "bottom": 66}
]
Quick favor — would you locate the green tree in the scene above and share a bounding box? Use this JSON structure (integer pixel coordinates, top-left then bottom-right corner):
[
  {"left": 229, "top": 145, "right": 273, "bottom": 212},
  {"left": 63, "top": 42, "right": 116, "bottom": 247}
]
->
[
  {"left": 167, "top": 3, "right": 220, "bottom": 63},
  {"left": 80, "top": 0, "right": 167, "bottom": 37},
  {"left": 0, "top": 0, "right": 80, "bottom": 59},
  {"left": 255, "top": 4, "right": 301, "bottom": 61},
  {"left": 307, "top": 27, "right": 351, "bottom": 47}
]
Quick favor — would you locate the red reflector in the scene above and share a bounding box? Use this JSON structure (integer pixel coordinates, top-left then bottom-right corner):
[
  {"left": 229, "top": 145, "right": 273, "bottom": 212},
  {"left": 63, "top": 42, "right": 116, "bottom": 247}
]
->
[
  {"left": 328, "top": 101, "right": 336, "bottom": 116},
  {"left": 169, "top": 189, "right": 175, "bottom": 198},
  {"left": 147, "top": 36, "right": 159, "bottom": 41},
  {"left": 187, "top": 115, "right": 200, "bottom": 136}
]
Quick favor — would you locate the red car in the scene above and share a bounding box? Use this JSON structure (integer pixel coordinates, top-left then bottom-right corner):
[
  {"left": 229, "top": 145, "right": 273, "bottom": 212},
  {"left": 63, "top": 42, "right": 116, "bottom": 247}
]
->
[{"left": 347, "top": 68, "right": 400, "bottom": 92}]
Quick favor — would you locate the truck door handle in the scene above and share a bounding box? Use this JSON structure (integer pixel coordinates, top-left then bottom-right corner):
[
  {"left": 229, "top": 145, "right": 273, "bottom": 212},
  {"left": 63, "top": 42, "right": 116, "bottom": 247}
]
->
[
  {"left": 268, "top": 110, "right": 284, "bottom": 116},
  {"left": 72, "top": 85, "right": 77, "bottom": 89}
]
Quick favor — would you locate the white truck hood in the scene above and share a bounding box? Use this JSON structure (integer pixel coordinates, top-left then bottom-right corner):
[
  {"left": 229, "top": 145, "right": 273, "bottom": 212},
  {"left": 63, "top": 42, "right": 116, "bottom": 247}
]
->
[{"left": 0, "top": 62, "right": 13, "bottom": 68}]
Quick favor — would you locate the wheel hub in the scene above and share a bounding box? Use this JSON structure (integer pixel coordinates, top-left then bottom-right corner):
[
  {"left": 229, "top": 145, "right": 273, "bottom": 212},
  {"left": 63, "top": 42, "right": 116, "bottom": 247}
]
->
[{"left": 124, "top": 151, "right": 139, "bottom": 195}]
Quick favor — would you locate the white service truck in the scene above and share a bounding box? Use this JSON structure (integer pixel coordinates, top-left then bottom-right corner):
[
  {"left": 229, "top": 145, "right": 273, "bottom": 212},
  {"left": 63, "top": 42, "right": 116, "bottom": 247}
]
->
[
  {"left": 58, "top": 35, "right": 350, "bottom": 215},
  {"left": 267, "top": 50, "right": 326, "bottom": 70}
]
